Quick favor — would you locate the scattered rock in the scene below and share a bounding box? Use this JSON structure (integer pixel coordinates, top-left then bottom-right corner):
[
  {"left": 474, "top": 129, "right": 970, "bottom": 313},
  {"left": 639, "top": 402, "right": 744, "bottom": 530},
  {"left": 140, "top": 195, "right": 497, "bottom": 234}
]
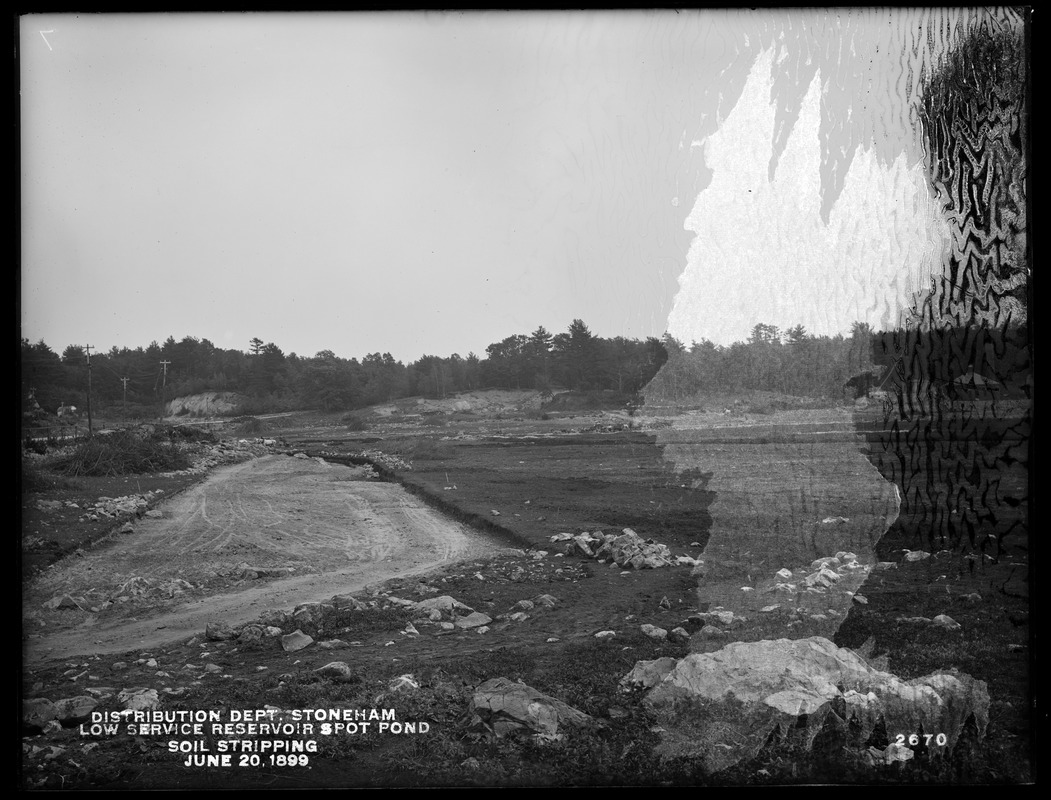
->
[
  {"left": 697, "top": 610, "right": 734, "bottom": 627},
  {"left": 237, "top": 625, "right": 265, "bottom": 643},
  {"left": 23, "top": 698, "right": 59, "bottom": 734},
  {"left": 454, "top": 612, "right": 493, "bottom": 630},
  {"left": 469, "top": 677, "right": 592, "bottom": 740},
  {"left": 317, "top": 639, "right": 349, "bottom": 649},
  {"left": 932, "top": 614, "right": 961, "bottom": 631},
  {"left": 641, "top": 624, "right": 668, "bottom": 640},
  {"left": 44, "top": 595, "right": 82, "bottom": 611},
  {"left": 205, "top": 622, "right": 237, "bottom": 641},
  {"left": 414, "top": 596, "right": 473, "bottom": 618},
  {"left": 54, "top": 696, "right": 98, "bottom": 725},
  {"left": 389, "top": 674, "right": 419, "bottom": 692},
  {"left": 315, "top": 662, "right": 354, "bottom": 680},
  {"left": 668, "top": 627, "right": 691, "bottom": 644},
  {"left": 118, "top": 688, "right": 160, "bottom": 711},
  {"left": 281, "top": 630, "right": 314, "bottom": 652},
  {"left": 620, "top": 658, "right": 678, "bottom": 691}
]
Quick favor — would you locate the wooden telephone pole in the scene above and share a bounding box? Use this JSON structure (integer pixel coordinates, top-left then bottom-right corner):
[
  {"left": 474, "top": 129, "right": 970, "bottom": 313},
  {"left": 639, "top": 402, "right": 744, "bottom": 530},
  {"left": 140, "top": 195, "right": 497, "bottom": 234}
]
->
[
  {"left": 84, "top": 345, "right": 94, "bottom": 437},
  {"left": 160, "top": 360, "right": 172, "bottom": 416}
]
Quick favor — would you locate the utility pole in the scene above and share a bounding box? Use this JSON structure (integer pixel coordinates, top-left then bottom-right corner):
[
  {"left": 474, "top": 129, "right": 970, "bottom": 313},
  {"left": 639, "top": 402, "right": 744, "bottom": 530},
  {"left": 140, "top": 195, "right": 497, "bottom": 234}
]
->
[
  {"left": 121, "top": 377, "right": 129, "bottom": 422},
  {"left": 84, "top": 345, "right": 94, "bottom": 437},
  {"left": 160, "top": 360, "right": 172, "bottom": 416}
]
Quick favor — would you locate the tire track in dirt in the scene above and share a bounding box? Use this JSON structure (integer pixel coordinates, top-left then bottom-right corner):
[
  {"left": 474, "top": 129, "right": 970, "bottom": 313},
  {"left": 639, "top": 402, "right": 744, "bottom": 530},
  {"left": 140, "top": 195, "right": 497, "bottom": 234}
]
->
[{"left": 24, "top": 455, "right": 509, "bottom": 665}]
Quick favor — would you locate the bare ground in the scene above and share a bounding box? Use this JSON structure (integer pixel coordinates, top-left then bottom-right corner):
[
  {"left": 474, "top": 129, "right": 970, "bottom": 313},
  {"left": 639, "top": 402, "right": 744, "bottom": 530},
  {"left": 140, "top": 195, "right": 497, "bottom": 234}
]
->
[{"left": 23, "top": 454, "right": 508, "bottom": 665}]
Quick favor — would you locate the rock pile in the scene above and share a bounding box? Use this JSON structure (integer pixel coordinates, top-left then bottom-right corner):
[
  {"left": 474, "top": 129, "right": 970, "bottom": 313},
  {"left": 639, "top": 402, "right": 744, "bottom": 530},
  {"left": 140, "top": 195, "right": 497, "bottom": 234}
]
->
[
  {"left": 357, "top": 450, "right": 412, "bottom": 472},
  {"left": 72, "top": 491, "right": 164, "bottom": 523},
  {"left": 549, "top": 528, "right": 699, "bottom": 570},
  {"left": 41, "top": 575, "right": 199, "bottom": 613}
]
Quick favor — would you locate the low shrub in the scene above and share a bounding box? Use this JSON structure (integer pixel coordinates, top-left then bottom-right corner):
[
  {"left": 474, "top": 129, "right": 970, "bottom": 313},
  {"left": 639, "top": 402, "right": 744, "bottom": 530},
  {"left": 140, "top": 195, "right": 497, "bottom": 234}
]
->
[
  {"left": 49, "top": 431, "right": 192, "bottom": 476},
  {"left": 342, "top": 413, "right": 368, "bottom": 431}
]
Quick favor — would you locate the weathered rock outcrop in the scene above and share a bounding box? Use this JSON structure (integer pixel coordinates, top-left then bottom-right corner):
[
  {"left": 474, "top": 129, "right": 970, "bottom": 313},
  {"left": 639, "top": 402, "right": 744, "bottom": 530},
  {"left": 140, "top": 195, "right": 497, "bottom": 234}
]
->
[{"left": 637, "top": 636, "right": 989, "bottom": 773}]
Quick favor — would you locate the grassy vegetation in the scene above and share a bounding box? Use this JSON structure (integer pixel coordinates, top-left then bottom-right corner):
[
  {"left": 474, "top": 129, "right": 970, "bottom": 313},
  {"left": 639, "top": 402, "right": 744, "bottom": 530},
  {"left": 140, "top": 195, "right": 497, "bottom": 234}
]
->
[
  {"left": 234, "top": 416, "right": 268, "bottom": 435},
  {"left": 21, "top": 460, "right": 84, "bottom": 493}
]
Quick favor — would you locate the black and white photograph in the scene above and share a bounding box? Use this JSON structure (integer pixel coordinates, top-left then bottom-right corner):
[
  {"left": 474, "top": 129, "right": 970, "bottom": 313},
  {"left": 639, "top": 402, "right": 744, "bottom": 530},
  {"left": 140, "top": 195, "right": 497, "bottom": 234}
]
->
[{"left": 19, "top": 9, "right": 1032, "bottom": 788}]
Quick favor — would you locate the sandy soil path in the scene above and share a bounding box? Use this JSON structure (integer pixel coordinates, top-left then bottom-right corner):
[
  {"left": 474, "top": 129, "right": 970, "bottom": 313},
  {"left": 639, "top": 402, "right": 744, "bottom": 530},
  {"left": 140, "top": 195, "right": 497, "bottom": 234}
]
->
[{"left": 24, "top": 455, "right": 507, "bottom": 665}]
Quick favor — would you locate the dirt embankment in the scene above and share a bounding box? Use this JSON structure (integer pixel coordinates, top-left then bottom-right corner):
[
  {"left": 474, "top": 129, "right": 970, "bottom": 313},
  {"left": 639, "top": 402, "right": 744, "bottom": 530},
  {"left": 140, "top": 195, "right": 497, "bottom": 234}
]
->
[
  {"left": 23, "top": 454, "right": 509, "bottom": 664},
  {"left": 165, "top": 392, "right": 246, "bottom": 418}
]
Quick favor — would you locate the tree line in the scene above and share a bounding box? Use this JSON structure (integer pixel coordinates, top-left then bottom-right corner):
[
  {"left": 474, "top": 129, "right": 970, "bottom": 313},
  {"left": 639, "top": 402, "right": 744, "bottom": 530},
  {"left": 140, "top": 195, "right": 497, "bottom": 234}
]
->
[
  {"left": 21, "top": 316, "right": 1028, "bottom": 419},
  {"left": 20, "top": 319, "right": 669, "bottom": 417},
  {"left": 645, "top": 321, "right": 1029, "bottom": 403}
]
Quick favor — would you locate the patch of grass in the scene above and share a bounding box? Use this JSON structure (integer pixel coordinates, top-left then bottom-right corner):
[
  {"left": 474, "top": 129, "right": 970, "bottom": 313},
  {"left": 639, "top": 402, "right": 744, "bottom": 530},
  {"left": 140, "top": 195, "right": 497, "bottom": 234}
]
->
[
  {"left": 21, "top": 460, "right": 83, "bottom": 492},
  {"left": 235, "top": 416, "right": 268, "bottom": 435},
  {"left": 167, "top": 425, "right": 218, "bottom": 443},
  {"left": 388, "top": 437, "right": 452, "bottom": 462}
]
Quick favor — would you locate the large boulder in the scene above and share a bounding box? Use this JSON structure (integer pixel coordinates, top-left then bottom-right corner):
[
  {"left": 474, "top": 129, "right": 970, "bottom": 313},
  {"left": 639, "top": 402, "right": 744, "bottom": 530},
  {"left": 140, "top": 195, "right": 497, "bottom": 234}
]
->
[
  {"left": 469, "top": 678, "right": 592, "bottom": 740},
  {"left": 23, "top": 698, "right": 60, "bottom": 734},
  {"left": 413, "top": 596, "right": 473, "bottom": 619},
  {"left": 54, "top": 696, "right": 98, "bottom": 725},
  {"left": 639, "top": 636, "right": 989, "bottom": 773}
]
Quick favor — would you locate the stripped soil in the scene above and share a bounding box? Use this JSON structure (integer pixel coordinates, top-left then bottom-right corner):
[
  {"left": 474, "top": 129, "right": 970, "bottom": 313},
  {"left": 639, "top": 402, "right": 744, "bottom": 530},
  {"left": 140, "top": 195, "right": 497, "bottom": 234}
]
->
[{"left": 24, "top": 455, "right": 507, "bottom": 665}]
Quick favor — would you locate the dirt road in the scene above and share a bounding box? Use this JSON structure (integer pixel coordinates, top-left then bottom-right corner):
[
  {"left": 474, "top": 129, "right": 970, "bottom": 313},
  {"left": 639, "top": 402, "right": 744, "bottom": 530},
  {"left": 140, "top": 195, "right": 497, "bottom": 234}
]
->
[{"left": 23, "top": 455, "right": 508, "bottom": 664}]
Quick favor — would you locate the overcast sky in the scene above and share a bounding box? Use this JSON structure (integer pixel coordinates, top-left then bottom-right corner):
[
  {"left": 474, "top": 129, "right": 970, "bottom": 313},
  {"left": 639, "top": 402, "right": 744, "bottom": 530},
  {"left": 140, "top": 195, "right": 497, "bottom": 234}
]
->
[{"left": 19, "top": 10, "right": 1022, "bottom": 362}]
